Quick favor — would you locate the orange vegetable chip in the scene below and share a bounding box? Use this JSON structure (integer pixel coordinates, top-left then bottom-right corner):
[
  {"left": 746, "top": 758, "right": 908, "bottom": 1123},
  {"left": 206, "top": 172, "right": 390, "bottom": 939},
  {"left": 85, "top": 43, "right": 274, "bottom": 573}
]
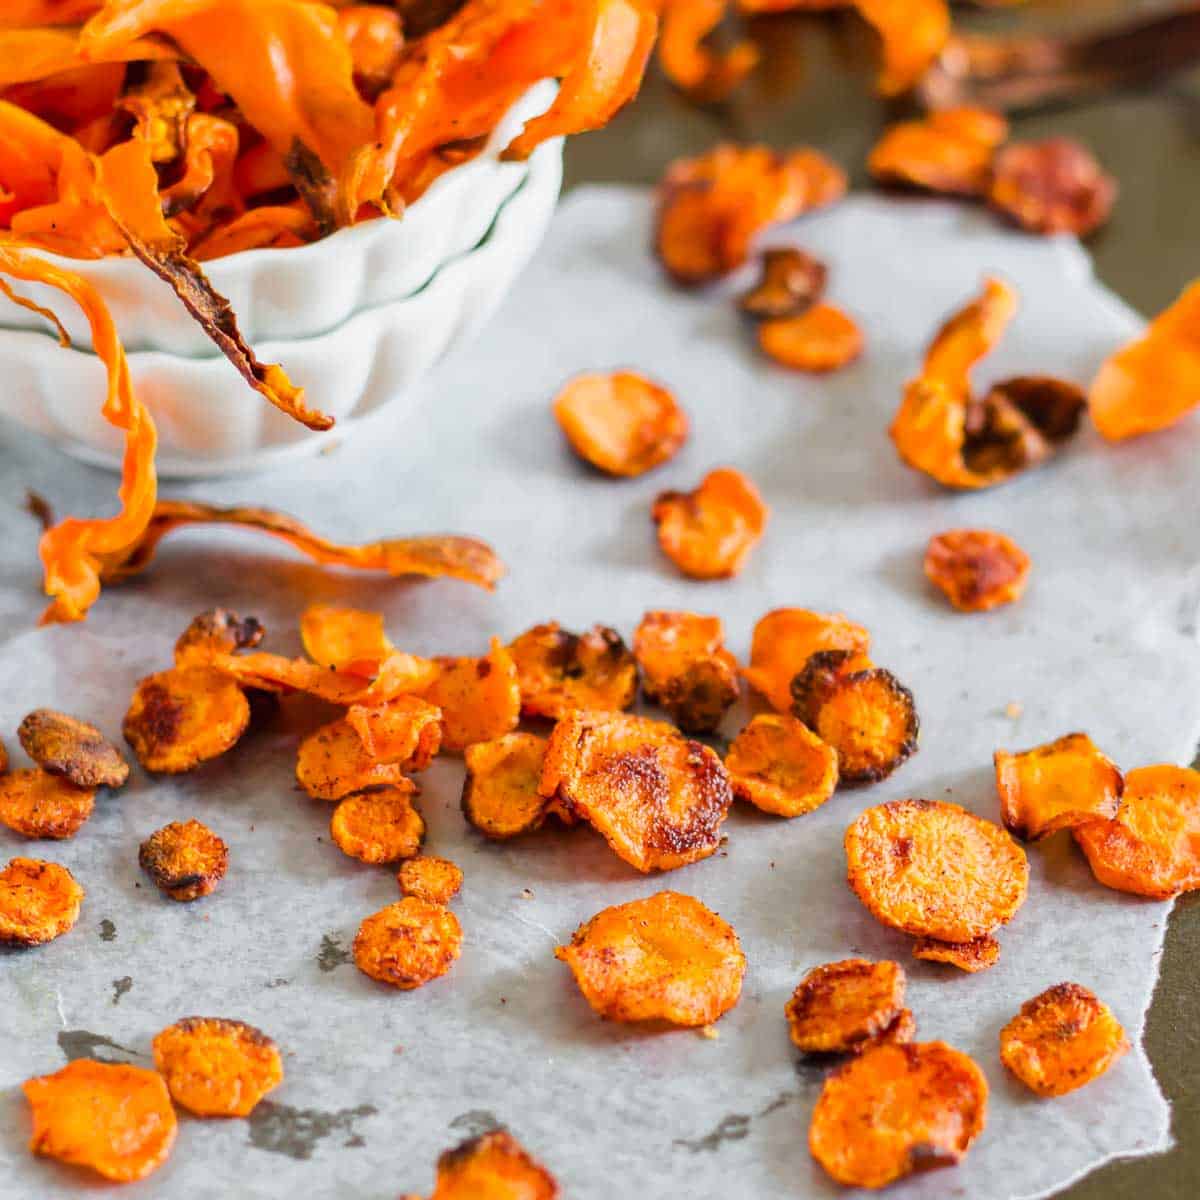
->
[
  {"left": 739, "top": 246, "right": 827, "bottom": 320},
  {"left": 398, "top": 855, "right": 463, "bottom": 906},
  {"left": 347, "top": 695, "right": 444, "bottom": 766},
  {"left": 411, "top": 1129, "right": 558, "bottom": 1200},
  {"left": 153, "top": 1016, "right": 283, "bottom": 1117},
  {"left": 556, "top": 891, "right": 745, "bottom": 1026},
  {"left": 786, "top": 958, "right": 906, "bottom": 1054},
  {"left": 653, "top": 467, "right": 769, "bottom": 580},
  {"left": 869, "top": 107, "right": 1008, "bottom": 197},
  {"left": 508, "top": 622, "right": 638, "bottom": 719},
  {"left": 338, "top": 4, "right": 405, "bottom": 96},
  {"left": 989, "top": 138, "right": 1116, "bottom": 237},
  {"left": 995, "top": 732, "right": 1123, "bottom": 842},
  {"left": 298, "top": 717, "right": 415, "bottom": 806},
  {"left": 913, "top": 934, "right": 1000, "bottom": 974},
  {"left": 656, "top": 0, "right": 758, "bottom": 101},
  {"left": 1073, "top": 765, "right": 1200, "bottom": 899},
  {"left": 540, "top": 710, "right": 733, "bottom": 873},
  {"left": 553, "top": 371, "right": 689, "bottom": 478},
  {"left": 809, "top": 1041, "right": 987, "bottom": 1189},
  {"left": 868, "top": 1006, "right": 917, "bottom": 1050},
  {"left": 853, "top": 0, "right": 951, "bottom": 96},
  {"left": 725, "top": 713, "right": 838, "bottom": 817},
  {"left": 758, "top": 303, "right": 864, "bottom": 373},
  {"left": 353, "top": 896, "right": 462, "bottom": 989},
  {"left": 23, "top": 1060, "right": 176, "bottom": 1182},
  {"left": 925, "top": 528, "right": 1030, "bottom": 612},
  {"left": 0, "top": 768, "right": 95, "bottom": 840},
  {"left": 846, "top": 799, "right": 1029, "bottom": 942},
  {"left": 999, "top": 983, "right": 1128, "bottom": 1097},
  {"left": 173, "top": 607, "right": 264, "bottom": 667},
  {"left": 330, "top": 788, "right": 426, "bottom": 864},
  {"left": 300, "top": 605, "right": 393, "bottom": 677},
  {"left": 0, "top": 856, "right": 83, "bottom": 944},
  {"left": 139, "top": 818, "right": 229, "bottom": 901},
  {"left": 633, "top": 610, "right": 739, "bottom": 734},
  {"left": 17, "top": 708, "right": 129, "bottom": 789},
  {"left": 462, "top": 732, "right": 552, "bottom": 840},
  {"left": 423, "top": 638, "right": 521, "bottom": 752}
]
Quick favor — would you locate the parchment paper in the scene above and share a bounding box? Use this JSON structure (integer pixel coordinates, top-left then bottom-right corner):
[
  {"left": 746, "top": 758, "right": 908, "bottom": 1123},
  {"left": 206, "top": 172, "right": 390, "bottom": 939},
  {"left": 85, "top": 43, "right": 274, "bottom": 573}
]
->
[{"left": 2, "top": 188, "right": 1199, "bottom": 1200}]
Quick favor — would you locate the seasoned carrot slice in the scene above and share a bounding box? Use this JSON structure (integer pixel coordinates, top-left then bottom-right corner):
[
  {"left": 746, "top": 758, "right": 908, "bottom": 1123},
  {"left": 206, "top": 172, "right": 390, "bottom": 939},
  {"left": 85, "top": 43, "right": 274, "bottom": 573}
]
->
[
  {"left": 556, "top": 891, "right": 745, "bottom": 1026},
  {"left": 508, "top": 622, "right": 638, "bottom": 720},
  {"left": 300, "top": 604, "right": 393, "bottom": 677},
  {"left": 398, "top": 855, "right": 463, "bottom": 906},
  {"left": 346, "top": 696, "right": 443, "bottom": 766},
  {"left": 413, "top": 1129, "right": 558, "bottom": 1200},
  {"left": 633, "top": 610, "right": 739, "bottom": 734},
  {"left": 758, "top": 303, "right": 864, "bottom": 373},
  {"left": 23, "top": 1060, "right": 176, "bottom": 1182},
  {"left": 786, "top": 958, "right": 905, "bottom": 1054},
  {"left": 18, "top": 709, "right": 129, "bottom": 789},
  {"left": 925, "top": 529, "right": 1030, "bottom": 612},
  {"left": 1000, "top": 983, "right": 1128, "bottom": 1097},
  {"left": 868, "top": 1006, "right": 917, "bottom": 1049},
  {"left": 653, "top": 467, "right": 769, "bottom": 580},
  {"left": 0, "top": 769, "right": 95, "bottom": 840},
  {"left": 541, "top": 711, "right": 733, "bottom": 873},
  {"left": 809, "top": 1041, "right": 987, "bottom": 1189},
  {"left": 989, "top": 138, "right": 1116, "bottom": 237},
  {"left": 1073, "top": 765, "right": 1200, "bottom": 899},
  {"left": 462, "top": 732, "right": 551, "bottom": 840},
  {"left": 139, "top": 819, "right": 228, "bottom": 901},
  {"left": 869, "top": 107, "right": 1007, "bottom": 197},
  {"left": 0, "top": 856, "right": 83, "bottom": 945},
  {"left": 725, "top": 713, "right": 838, "bottom": 817},
  {"left": 656, "top": 0, "right": 758, "bottom": 101},
  {"left": 152, "top": 1017, "right": 282, "bottom": 1117},
  {"left": 330, "top": 788, "right": 425, "bottom": 864},
  {"left": 423, "top": 638, "right": 521, "bottom": 752},
  {"left": 553, "top": 371, "right": 689, "bottom": 478},
  {"left": 353, "top": 897, "right": 462, "bottom": 989},
  {"left": 739, "top": 247, "right": 827, "bottom": 320},
  {"left": 173, "top": 608, "right": 264, "bottom": 667},
  {"left": 846, "top": 799, "right": 1029, "bottom": 941},
  {"left": 913, "top": 934, "right": 1000, "bottom": 974}
]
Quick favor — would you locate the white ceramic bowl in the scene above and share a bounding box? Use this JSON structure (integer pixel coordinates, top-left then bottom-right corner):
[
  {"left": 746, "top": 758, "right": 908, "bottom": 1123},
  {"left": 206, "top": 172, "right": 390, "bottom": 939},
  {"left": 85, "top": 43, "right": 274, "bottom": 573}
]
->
[
  {"left": 0, "top": 134, "right": 562, "bottom": 476},
  {"left": 0, "top": 80, "right": 557, "bottom": 356}
]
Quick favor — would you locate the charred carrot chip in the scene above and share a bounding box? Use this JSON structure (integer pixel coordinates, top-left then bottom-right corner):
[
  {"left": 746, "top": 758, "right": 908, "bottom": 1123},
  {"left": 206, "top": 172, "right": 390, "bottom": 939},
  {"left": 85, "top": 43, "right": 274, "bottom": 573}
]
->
[
  {"left": 462, "top": 732, "right": 552, "bottom": 840},
  {"left": 173, "top": 608, "right": 264, "bottom": 667},
  {"left": 300, "top": 605, "right": 393, "bottom": 677},
  {"left": 913, "top": 934, "right": 1000, "bottom": 974},
  {"left": 398, "top": 855, "right": 463, "bottom": 906},
  {"left": 786, "top": 958, "right": 905, "bottom": 1054},
  {"left": 868, "top": 1006, "right": 917, "bottom": 1049},
  {"left": 653, "top": 467, "right": 769, "bottom": 580},
  {"left": 0, "top": 856, "right": 83, "bottom": 944},
  {"left": 809, "top": 1041, "right": 987, "bottom": 1189},
  {"left": 739, "top": 247, "right": 827, "bottom": 319},
  {"left": 353, "top": 896, "right": 462, "bottom": 989},
  {"left": 556, "top": 891, "right": 745, "bottom": 1026},
  {"left": 1073, "top": 765, "right": 1200, "bottom": 899},
  {"left": 139, "top": 819, "right": 229, "bottom": 901},
  {"left": 152, "top": 1017, "right": 282, "bottom": 1117},
  {"left": 633, "top": 610, "right": 739, "bottom": 734},
  {"left": 553, "top": 371, "right": 689, "bottom": 478},
  {"left": 508, "top": 622, "right": 638, "bottom": 720},
  {"left": 925, "top": 528, "right": 1030, "bottom": 612},
  {"left": 656, "top": 0, "right": 758, "bottom": 101},
  {"left": 1000, "top": 983, "right": 1129, "bottom": 1097},
  {"left": 23, "top": 1059, "right": 176, "bottom": 1182},
  {"left": 846, "top": 799, "right": 1029, "bottom": 941},
  {"left": 346, "top": 696, "right": 443, "bottom": 766},
  {"left": 869, "top": 107, "right": 1008, "bottom": 197},
  {"left": 758, "top": 303, "right": 864, "bottom": 373},
  {"left": 423, "top": 638, "right": 521, "bottom": 753},
  {"left": 995, "top": 732, "right": 1123, "bottom": 842},
  {"left": 540, "top": 710, "right": 733, "bottom": 873},
  {"left": 331, "top": 788, "right": 426, "bottom": 864},
  {"left": 989, "top": 138, "right": 1116, "bottom": 237},
  {"left": 725, "top": 713, "right": 838, "bottom": 817},
  {"left": 17, "top": 709, "right": 129, "bottom": 789},
  {"left": 416, "top": 1129, "right": 559, "bottom": 1200},
  {"left": 0, "top": 769, "right": 95, "bottom": 840}
]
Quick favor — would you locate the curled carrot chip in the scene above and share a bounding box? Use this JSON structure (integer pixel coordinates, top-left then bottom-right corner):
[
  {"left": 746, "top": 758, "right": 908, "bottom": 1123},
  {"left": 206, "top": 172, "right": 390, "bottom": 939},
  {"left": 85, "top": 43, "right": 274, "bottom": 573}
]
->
[
  {"left": 786, "top": 959, "right": 906, "bottom": 1054},
  {"left": 189, "top": 204, "right": 317, "bottom": 260},
  {"left": 353, "top": 896, "right": 462, "bottom": 989},
  {"left": 0, "top": 769, "right": 95, "bottom": 840},
  {"left": 160, "top": 113, "right": 241, "bottom": 221},
  {"left": 24, "top": 1060, "right": 176, "bottom": 1182},
  {"left": 656, "top": 0, "right": 758, "bottom": 101},
  {"left": 338, "top": 4, "right": 405, "bottom": 97},
  {"left": 556, "top": 891, "right": 745, "bottom": 1026},
  {"left": 995, "top": 732, "right": 1123, "bottom": 843},
  {"left": 725, "top": 713, "right": 838, "bottom": 817},
  {"left": 300, "top": 605, "right": 393, "bottom": 677},
  {"left": 809, "top": 1041, "right": 987, "bottom": 1189},
  {"left": 653, "top": 466, "right": 768, "bottom": 580},
  {"left": 462, "top": 732, "right": 552, "bottom": 840},
  {"left": 139, "top": 818, "right": 229, "bottom": 901},
  {"left": 846, "top": 798, "right": 1029, "bottom": 941},
  {"left": 398, "top": 855, "right": 463, "bottom": 906},
  {"left": 869, "top": 107, "right": 1007, "bottom": 197},
  {"left": 853, "top": 0, "right": 951, "bottom": 96},
  {"left": 347, "top": 696, "right": 443, "bottom": 766},
  {"left": 913, "top": 934, "right": 1000, "bottom": 974},
  {"left": 423, "top": 638, "right": 521, "bottom": 752},
  {"left": 633, "top": 610, "right": 739, "bottom": 734},
  {"left": 508, "top": 622, "right": 638, "bottom": 719},
  {"left": 739, "top": 246, "right": 827, "bottom": 319},
  {"left": 118, "top": 60, "right": 194, "bottom": 163},
  {"left": 553, "top": 371, "right": 689, "bottom": 478},
  {"left": 0, "top": 856, "right": 82, "bottom": 945},
  {"left": 153, "top": 1017, "right": 282, "bottom": 1118},
  {"left": 331, "top": 788, "right": 426, "bottom": 864},
  {"left": 989, "top": 138, "right": 1116, "bottom": 237},
  {"left": 1000, "top": 983, "right": 1128, "bottom": 1097},
  {"left": 18, "top": 709, "right": 129, "bottom": 789},
  {"left": 173, "top": 608, "right": 264, "bottom": 667},
  {"left": 1073, "top": 764, "right": 1200, "bottom": 899},
  {"left": 868, "top": 1006, "right": 917, "bottom": 1049},
  {"left": 540, "top": 710, "right": 733, "bottom": 872},
  {"left": 925, "top": 528, "right": 1030, "bottom": 612},
  {"left": 758, "top": 302, "right": 864, "bottom": 373},
  {"left": 412, "top": 1129, "right": 559, "bottom": 1200}
]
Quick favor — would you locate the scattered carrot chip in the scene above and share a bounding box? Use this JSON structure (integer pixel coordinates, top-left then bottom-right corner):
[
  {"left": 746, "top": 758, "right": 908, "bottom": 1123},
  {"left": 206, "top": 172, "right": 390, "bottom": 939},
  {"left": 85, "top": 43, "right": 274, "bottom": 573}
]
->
[
  {"left": 23, "top": 1060, "right": 176, "bottom": 1182},
  {"left": 1073, "top": 764, "right": 1200, "bottom": 899},
  {"left": 995, "top": 732, "right": 1123, "bottom": 843},
  {"left": 725, "top": 713, "right": 838, "bottom": 817},
  {"left": 17, "top": 709, "right": 129, "bottom": 789},
  {"left": 423, "top": 638, "right": 521, "bottom": 752},
  {"left": 353, "top": 896, "right": 462, "bottom": 989},
  {"left": 786, "top": 958, "right": 906, "bottom": 1054},
  {"left": 633, "top": 610, "right": 739, "bottom": 734},
  {"left": 989, "top": 138, "right": 1116, "bottom": 237},
  {"left": 809, "top": 1041, "right": 987, "bottom": 1189},
  {"left": 0, "top": 769, "right": 95, "bottom": 840},
  {"left": 556, "top": 891, "right": 746, "bottom": 1026},
  {"left": 139, "top": 818, "right": 229, "bottom": 901},
  {"left": 330, "top": 788, "right": 426, "bottom": 864},
  {"left": 868, "top": 107, "right": 1008, "bottom": 197},
  {"left": 846, "top": 799, "right": 1029, "bottom": 941},
  {"left": 300, "top": 605, "right": 393, "bottom": 677},
  {"left": 553, "top": 371, "right": 689, "bottom": 478},
  {"left": 853, "top": 0, "right": 951, "bottom": 96},
  {"left": 508, "top": 622, "right": 638, "bottom": 719},
  {"left": 412, "top": 1129, "right": 559, "bottom": 1200},
  {"left": 152, "top": 1017, "right": 283, "bottom": 1117},
  {"left": 925, "top": 528, "right": 1030, "bottom": 612},
  {"left": 462, "top": 732, "right": 552, "bottom": 840},
  {"left": 758, "top": 302, "right": 864, "bottom": 373},
  {"left": 656, "top": 0, "right": 758, "bottom": 101},
  {"left": 398, "top": 855, "right": 463, "bottom": 906},
  {"left": 913, "top": 934, "right": 1000, "bottom": 973},
  {"left": 540, "top": 710, "right": 733, "bottom": 872},
  {"left": 346, "top": 696, "right": 443, "bottom": 766},
  {"left": 999, "top": 983, "right": 1129, "bottom": 1097},
  {"left": 868, "top": 1006, "right": 917, "bottom": 1049},
  {"left": 739, "top": 246, "right": 827, "bottom": 319},
  {"left": 0, "top": 856, "right": 82, "bottom": 945},
  {"left": 173, "top": 608, "right": 264, "bottom": 667},
  {"left": 653, "top": 467, "right": 769, "bottom": 579}
]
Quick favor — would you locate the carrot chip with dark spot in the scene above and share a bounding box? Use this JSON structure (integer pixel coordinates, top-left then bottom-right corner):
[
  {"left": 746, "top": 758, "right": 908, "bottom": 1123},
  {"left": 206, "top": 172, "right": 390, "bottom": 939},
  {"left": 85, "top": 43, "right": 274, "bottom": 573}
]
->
[
  {"left": 330, "top": 788, "right": 426, "bottom": 864},
  {"left": 0, "top": 857, "right": 84, "bottom": 945},
  {"left": 925, "top": 529, "right": 1030, "bottom": 612},
  {"left": 657, "top": 0, "right": 758, "bottom": 101},
  {"left": 353, "top": 897, "right": 462, "bottom": 990},
  {"left": 725, "top": 713, "right": 838, "bottom": 817},
  {"left": 913, "top": 934, "right": 1000, "bottom": 974},
  {"left": 18, "top": 709, "right": 129, "bottom": 789},
  {"left": 653, "top": 467, "right": 769, "bottom": 580},
  {"left": 508, "top": 623, "right": 638, "bottom": 720},
  {"left": 406, "top": 1129, "right": 558, "bottom": 1200},
  {"left": 989, "top": 138, "right": 1116, "bottom": 237},
  {"left": 758, "top": 303, "right": 864, "bottom": 373},
  {"left": 462, "top": 732, "right": 551, "bottom": 841},
  {"left": 0, "top": 769, "right": 95, "bottom": 840},
  {"left": 398, "top": 856, "right": 463, "bottom": 906},
  {"left": 300, "top": 605, "right": 392, "bottom": 677},
  {"left": 633, "top": 610, "right": 739, "bottom": 735},
  {"left": 153, "top": 1017, "right": 283, "bottom": 1117},
  {"left": 869, "top": 107, "right": 1008, "bottom": 197},
  {"left": 174, "top": 608, "right": 264, "bottom": 667},
  {"left": 786, "top": 958, "right": 906, "bottom": 1054},
  {"left": 139, "top": 819, "right": 229, "bottom": 901},
  {"left": 423, "top": 638, "right": 521, "bottom": 753},
  {"left": 739, "top": 247, "right": 828, "bottom": 320}
]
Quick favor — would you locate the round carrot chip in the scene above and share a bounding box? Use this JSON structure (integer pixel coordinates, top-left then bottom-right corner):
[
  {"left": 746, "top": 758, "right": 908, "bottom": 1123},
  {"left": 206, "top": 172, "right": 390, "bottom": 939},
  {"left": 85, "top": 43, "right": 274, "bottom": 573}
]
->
[
  {"left": 507, "top": 623, "right": 638, "bottom": 720},
  {"left": 785, "top": 958, "right": 906, "bottom": 1054},
  {"left": 152, "top": 1017, "right": 283, "bottom": 1117},
  {"left": 423, "top": 638, "right": 521, "bottom": 753},
  {"left": 809, "top": 1041, "right": 988, "bottom": 1189},
  {"left": 869, "top": 107, "right": 1007, "bottom": 197},
  {"left": 999, "top": 983, "right": 1129, "bottom": 1097},
  {"left": 725, "top": 713, "right": 838, "bottom": 818},
  {"left": 299, "top": 604, "right": 392, "bottom": 676},
  {"left": 139, "top": 819, "right": 229, "bottom": 901},
  {"left": 174, "top": 608, "right": 264, "bottom": 667},
  {"left": 652, "top": 467, "right": 769, "bottom": 580},
  {"left": 846, "top": 799, "right": 1029, "bottom": 942},
  {"left": 462, "top": 732, "right": 551, "bottom": 840},
  {"left": 330, "top": 788, "right": 425, "bottom": 864},
  {"left": 989, "top": 138, "right": 1116, "bottom": 237},
  {"left": 353, "top": 897, "right": 462, "bottom": 990},
  {"left": 398, "top": 855, "right": 463, "bottom": 906},
  {"left": 758, "top": 303, "right": 864, "bottom": 373},
  {"left": 18, "top": 709, "right": 129, "bottom": 789},
  {"left": 633, "top": 610, "right": 739, "bottom": 735},
  {"left": 0, "top": 856, "right": 83, "bottom": 945},
  {"left": 739, "top": 247, "right": 827, "bottom": 319},
  {"left": 868, "top": 1006, "right": 918, "bottom": 1050},
  {"left": 23, "top": 1059, "right": 176, "bottom": 1182},
  {"left": 913, "top": 934, "right": 1000, "bottom": 974},
  {"left": 346, "top": 696, "right": 443, "bottom": 767},
  {"left": 418, "top": 1129, "right": 558, "bottom": 1200},
  {"left": 925, "top": 529, "right": 1031, "bottom": 612},
  {"left": 553, "top": 371, "right": 689, "bottom": 478},
  {"left": 0, "top": 769, "right": 95, "bottom": 840},
  {"left": 556, "top": 891, "right": 745, "bottom": 1026}
]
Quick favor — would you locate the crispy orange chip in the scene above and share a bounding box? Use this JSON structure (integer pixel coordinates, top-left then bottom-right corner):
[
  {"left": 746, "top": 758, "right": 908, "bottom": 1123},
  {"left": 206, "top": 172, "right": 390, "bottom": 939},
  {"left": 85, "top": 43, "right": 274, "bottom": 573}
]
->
[
  {"left": 1000, "top": 983, "right": 1129, "bottom": 1097},
  {"left": 869, "top": 1006, "right": 917, "bottom": 1049},
  {"left": 462, "top": 732, "right": 551, "bottom": 840},
  {"left": 989, "top": 138, "right": 1116, "bottom": 237},
  {"left": 995, "top": 732, "right": 1123, "bottom": 842},
  {"left": 553, "top": 371, "right": 689, "bottom": 478},
  {"left": 508, "top": 622, "right": 638, "bottom": 720},
  {"left": 153, "top": 1017, "right": 283, "bottom": 1117},
  {"left": 24, "top": 1059, "right": 176, "bottom": 1182},
  {"left": 809, "top": 1040, "right": 987, "bottom": 1189},
  {"left": 846, "top": 799, "right": 1029, "bottom": 941},
  {"left": 173, "top": 608, "right": 264, "bottom": 667},
  {"left": 346, "top": 696, "right": 444, "bottom": 767},
  {"left": 725, "top": 713, "right": 838, "bottom": 817},
  {"left": 398, "top": 855, "right": 463, "bottom": 906},
  {"left": 139, "top": 818, "right": 229, "bottom": 901},
  {"left": 0, "top": 768, "right": 95, "bottom": 840},
  {"left": 786, "top": 958, "right": 906, "bottom": 1054},
  {"left": 1073, "top": 764, "right": 1200, "bottom": 899},
  {"left": 656, "top": 0, "right": 758, "bottom": 101},
  {"left": 423, "top": 638, "right": 521, "bottom": 752},
  {"left": 925, "top": 528, "right": 1030, "bottom": 612},
  {"left": 330, "top": 788, "right": 426, "bottom": 864},
  {"left": 653, "top": 467, "right": 769, "bottom": 580},
  {"left": 353, "top": 896, "right": 462, "bottom": 990},
  {"left": 18, "top": 709, "right": 129, "bottom": 789},
  {"left": 556, "top": 891, "right": 745, "bottom": 1026},
  {"left": 0, "top": 856, "right": 83, "bottom": 944},
  {"left": 758, "top": 303, "right": 864, "bottom": 373},
  {"left": 869, "top": 107, "right": 1008, "bottom": 197},
  {"left": 300, "top": 604, "right": 393, "bottom": 677},
  {"left": 913, "top": 934, "right": 1000, "bottom": 974},
  {"left": 740, "top": 246, "right": 827, "bottom": 320},
  {"left": 633, "top": 610, "right": 739, "bottom": 734},
  {"left": 411, "top": 1129, "right": 558, "bottom": 1200}
]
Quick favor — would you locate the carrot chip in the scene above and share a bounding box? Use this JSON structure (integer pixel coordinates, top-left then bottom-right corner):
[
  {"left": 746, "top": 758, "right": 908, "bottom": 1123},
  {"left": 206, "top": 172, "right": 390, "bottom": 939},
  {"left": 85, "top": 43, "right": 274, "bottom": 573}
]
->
[
  {"left": 508, "top": 623, "right": 638, "bottom": 719},
  {"left": 989, "top": 138, "right": 1116, "bottom": 237},
  {"left": 398, "top": 855, "right": 463, "bottom": 906},
  {"left": 925, "top": 529, "right": 1031, "bottom": 612},
  {"left": 330, "top": 788, "right": 426, "bottom": 864},
  {"left": 0, "top": 856, "right": 83, "bottom": 945},
  {"left": 725, "top": 713, "right": 838, "bottom": 817},
  {"left": 0, "top": 769, "right": 95, "bottom": 840},
  {"left": 462, "top": 732, "right": 552, "bottom": 841},
  {"left": 423, "top": 638, "right": 521, "bottom": 752},
  {"left": 173, "top": 608, "right": 264, "bottom": 666},
  {"left": 139, "top": 818, "right": 229, "bottom": 901},
  {"left": 758, "top": 303, "right": 864, "bottom": 373},
  {"left": 353, "top": 897, "right": 462, "bottom": 990},
  {"left": 633, "top": 610, "right": 739, "bottom": 734},
  {"left": 153, "top": 1017, "right": 283, "bottom": 1117},
  {"left": 656, "top": 0, "right": 758, "bottom": 101},
  {"left": 869, "top": 107, "right": 1008, "bottom": 197},
  {"left": 913, "top": 934, "right": 1000, "bottom": 974},
  {"left": 18, "top": 709, "right": 129, "bottom": 788},
  {"left": 653, "top": 467, "right": 769, "bottom": 580},
  {"left": 739, "top": 247, "right": 827, "bottom": 320},
  {"left": 785, "top": 958, "right": 906, "bottom": 1054},
  {"left": 404, "top": 1129, "right": 558, "bottom": 1200},
  {"left": 300, "top": 604, "right": 392, "bottom": 677}
]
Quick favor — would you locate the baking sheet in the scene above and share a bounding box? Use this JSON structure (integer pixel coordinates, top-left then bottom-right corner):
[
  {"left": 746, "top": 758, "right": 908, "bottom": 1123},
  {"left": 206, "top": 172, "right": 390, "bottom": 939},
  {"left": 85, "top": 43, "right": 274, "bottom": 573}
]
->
[{"left": 2, "top": 188, "right": 1199, "bottom": 1199}]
